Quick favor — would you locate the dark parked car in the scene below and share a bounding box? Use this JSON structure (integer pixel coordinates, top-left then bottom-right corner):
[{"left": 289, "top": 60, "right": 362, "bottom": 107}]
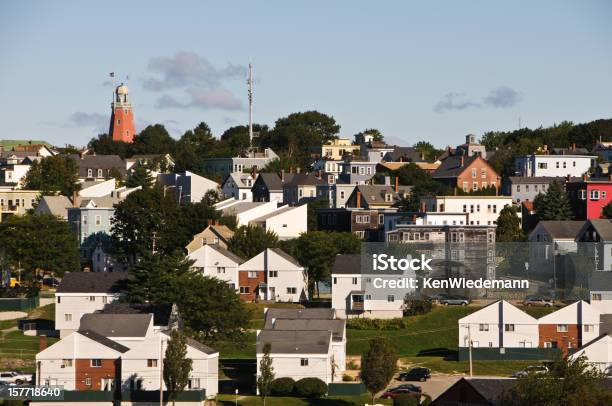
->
[
  {"left": 42, "top": 277, "right": 61, "bottom": 287},
  {"left": 381, "top": 385, "right": 422, "bottom": 399},
  {"left": 522, "top": 295, "right": 553, "bottom": 307},
  {"left": 398, "top": 367, "right": 431, "bottom": 382},
  {"left": 440, "top": 296, "right": 470, "bottom": 306}
]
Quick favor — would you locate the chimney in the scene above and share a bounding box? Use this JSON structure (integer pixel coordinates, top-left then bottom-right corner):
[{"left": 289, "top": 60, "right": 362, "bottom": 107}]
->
[
  {"left": 72, "top": 191, "right": 78, "bottom": 207},
  {"left": 39, "top": 335, "right": 47, "bottom": 352},
  {"left": 583, "top": 173, "right": 588, "bottom": 181},
  {"left": 297, "top": 167, "right": 301, "bottom": 174},
  {"left": 395, "top": 176, "right": 399, "bottom": 192},
  {"left": 356, "top": 191, "right": 361, "bottom": 208},
  {"left": 572, "top": 143, "right": 576, "bottom": 151}
]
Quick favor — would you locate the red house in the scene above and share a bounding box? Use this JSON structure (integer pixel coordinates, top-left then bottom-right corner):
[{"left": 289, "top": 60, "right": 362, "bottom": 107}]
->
[{"left": 565, "top": 176, "right": 612, "bottom": 220}]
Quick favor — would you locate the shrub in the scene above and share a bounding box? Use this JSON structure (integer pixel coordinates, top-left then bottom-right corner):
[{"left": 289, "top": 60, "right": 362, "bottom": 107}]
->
[
  {"left": 347, "top": 360, "right": 359, "bottom": 370},
  {"left": 346, "top": 317, "right": 410, "bottom": 330},
  {"left": 404, "top": 297, "right": 433, "bottom": 316},
  {"left": 342, "top": 374, "right": 354, "bottom": 382},
  {"left": 393, "top": 394, "right": 419, "bottom": 406},
  {"left": 294, "top": 377, "right": 327, "bottom": 398},
  {"left": 270, "top": 377, "right": 295, "bottom": 396}
]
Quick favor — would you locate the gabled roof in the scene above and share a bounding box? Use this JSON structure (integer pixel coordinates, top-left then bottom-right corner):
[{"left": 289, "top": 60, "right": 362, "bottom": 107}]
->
[
  {"left": 588, "top": 219, "right": 612, "bottom": 241},
  {"left": 507, "top": 176, "right": 581, "bottom": 184},
  {"left": 79, "top": 313, "right": 152, "bottom": 337},
  {"left": 77, "top": 196, "right": 121, "bottom": 208},
  {"left": 255, "top": 173, "right": 287, "bottom": 191},
  {"left": 66, "top": 154, "right": 127, "bottom": 178},
  {"left": 56, "top": 272, "right": 128, "bottom": 294},
  {"left": 589, "top": 271, "right": 612, "bottom": 291},
  {"left": 433, "top": 377, "right": 517, "bottom": 406},
  {"left": 268, "top": 248, "right": 302, "bottom": 267},
  {"left": 284, "top": 173, "right": 326, "bottom": 187},
  {"left": 263, "top": 308, "right": 336, "bottom": 329},
  {"left": 99, "top": 303, "right": 175, "bottom": 327},
  {"left": 257, "top": 330, "right": 331, "bottom": 354},
  {"left": 531, "top": 221, "right": 585, "bottom": 240},
  {"left": 385, "top": 147, "right": 425, "bottom": 162},
  {"left": 37, "top": 195, "right": 71, "bottom": 218},
  {"left": 209, "top": 244, "right": 245, "bottom": 264},
  {"left": 332, "top": 254, "right": 361, "bottom": 275},
  {"left": 353, "top": 184, "right": 412, "bottom": 206},
  {"left": 161, "top": 331, "right": 217, "bottom": 355},
  {"left": 78, "top": 330, "right": 130, "bottom": 353},
  {"left": 272, "top": 319, "right": 346, "bottom": 341},
  {"left": 250, "top": 205, "right": 303, "bottom": 223},
  {"left": 432, "top": 155, "right": 489, "bottom": 179}
]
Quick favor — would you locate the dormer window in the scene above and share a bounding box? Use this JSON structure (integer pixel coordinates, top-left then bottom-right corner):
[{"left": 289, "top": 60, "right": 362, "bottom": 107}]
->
[
  {"left": 385, "top": 193, "right": 392, "bottom": 202},
  {"left": 97, "top": 169, "right": 103, "bottom": 177},
  {"left": 87, "top": 169, "right": 93, "bottom": 177}
]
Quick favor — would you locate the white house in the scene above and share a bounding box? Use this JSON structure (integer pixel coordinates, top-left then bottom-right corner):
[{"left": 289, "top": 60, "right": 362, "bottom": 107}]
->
[
  {"left": 221, "top": 173, "right": 256, "bottom": 201},
  {"left": 331, "top": 255, "right": 404, "bottom": 319},
  {"left": 55, "top": 272, "right": 127, "bottom": 338},
  {"left": 589, "top": 271, "right": 612, "bottom": 314},
  {"left": 538, "top": 300, "right": 602, "bottom": 351},
  {"left": 458, "top": 301, "right": 539, "bottom": 348},
  {"left": 238, "top": 248, "right": 308, "bottom": 302},
  {"left": 420, "top": 196, "right": 514, "bottom": 226},
  {"left": 217, "top": 200, "right": 280, "bottom": 227},
  {"left": 515, "top": 153, "right": 596, "bottom": 178},
  {"left": 78, "top": 179, "right": 117, "bottom": 198},
  {"left": 249, "top": 204, "right": 307, "bottom": 240},
  {"left": 256, "top": 330, "right": 334, "bottom": 385},
  {"left": 569, "top": 334, "right": 612, "bottom": 374},
  {"left": 187, "top": 244, "right": 244, "bottom": 291},
  {"left": 36, "top": 313, "right": 218, "bottom": 397},
  {"left": 157, "top": 171, "right": 219, "bottom": 204}
]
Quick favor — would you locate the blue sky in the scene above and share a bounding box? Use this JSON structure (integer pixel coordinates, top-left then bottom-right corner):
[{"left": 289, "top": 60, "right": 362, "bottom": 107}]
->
[{"left": 1, "top": 0, "right": 611, "bottom": 148}]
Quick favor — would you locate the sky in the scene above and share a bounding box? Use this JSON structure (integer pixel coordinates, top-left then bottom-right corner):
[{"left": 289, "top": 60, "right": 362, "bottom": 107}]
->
[{"left": 1, "top": 0, "right": 611, "bottom": 148}]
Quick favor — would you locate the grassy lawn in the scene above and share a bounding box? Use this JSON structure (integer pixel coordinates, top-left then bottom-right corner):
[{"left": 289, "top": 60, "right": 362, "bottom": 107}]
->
[
  {"left": 347, "top": 306, "right": 476, "bottom": 357},
  {"left": 519, "top": 305, "right": 561, "bottom": 319},
  {"left": 217, "top": 394, "right": 391, "bottom": 406},
  {"left": 246, "top": 302, "right": 303, "bottom": 332},
  {"left": 400, "top": 356, "right": 534, "bottom": 376}
]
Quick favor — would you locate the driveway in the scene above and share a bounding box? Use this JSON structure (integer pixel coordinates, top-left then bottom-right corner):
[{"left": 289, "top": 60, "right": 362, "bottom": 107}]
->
[{"left": 385, "top": 375, "right": 461, "bottom": 400}]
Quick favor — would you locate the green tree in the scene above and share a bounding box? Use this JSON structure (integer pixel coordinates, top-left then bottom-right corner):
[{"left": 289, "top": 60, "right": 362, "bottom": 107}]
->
[
  {"left": 24, "top": 155, "right": 80, "bottom": 196},
  {"left": 307, "top": 199, "right": 330, "bottom": 231},
  {"left": 126, "top": 252, "right": 191, "bottom": 303},
  {"left": 496, "top": 205, "right": 525, "bottom": 242},
  {"left": 131, "top": 124, "right": 176, "bottom": 155},
  {"left": 163, "top": 329, "right": 193, "bottom": 406},
  {"left": 87, "top": 133, "right": 130, "bottom": 158},
  {"left": 355, "top": 128, "right": 384, "bottom": 142},
  {"left": 0, "top": 214, "right": 79, "bottom": 280},
  {"left": 173, "top": 122, "right": 216, "bottom": 173},
  {"left": 603, "top": 201, "right": 612, "bottom": 219},
  {"left": 228, "top": 225, "right": 279, "bottom": 259},
  {"left": 533, "top": 180, "right": 573, "bottom": 221},
  {"left": 257, "top": 343, "right": 275, "bottom": 405},
  {"left": 361, "top": 337, "right": 398, "bottom": 404},
  {"left": 499, "top": 355, "right": 611, "bottom": 406},
  {"left": 126, "top": 163, "right": 154, "bottom": 189},
  {"left": 414, "top": 141, "right": 443, "bottom": 161}
]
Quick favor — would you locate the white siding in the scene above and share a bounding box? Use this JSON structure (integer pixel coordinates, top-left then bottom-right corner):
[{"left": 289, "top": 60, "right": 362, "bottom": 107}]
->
[{"left": 55, "top": 293, "right": 122, "bottom": 337}]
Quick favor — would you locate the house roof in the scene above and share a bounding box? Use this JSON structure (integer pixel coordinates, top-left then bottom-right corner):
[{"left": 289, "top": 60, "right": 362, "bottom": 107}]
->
[
  {"left": 507, "top": 176, "right": 581, "bottom": 184},
  {"left": 256, "top": 173, "right": 293, "bottom": 191},
  {"left": 462, "top": 378, "right": 517, "bottom": 405},
  {"left": 284, "top": 172, "right": 326, "bottom": 187},
  {"left": 551, "top": 147, "right": 591, "bottom": 155},
  {"left": 432, "top": 155, "right": 485, "bottom": 179},
  {"left": 99, "top": 303, "right": 175, "bottom": 327},
  {"left": 66, "top": 154, "right": 127, "bottom": 178},
  {"left": 385, "top": 147, "right": 425, "bottom": 162},
  {"left": 271, "top": 319, "right": 345, "bottom": 341},
  {"left": 589, "top": 271, "right": 612, "bottom": 291},
  {"left": 256, "top": 330, "right": 331, "bottom": 354},
  {"left": 250, "top": 205, "right": 301, "bottom": 223},
  {"left": 37, "top": 195, "right": 71, "bottom": 218},
  {"left": 263, "top": 308, "right": 335, "bottom": 329},
  {"left": 78, "top": 196, "right": 121, "bottom": 208},
  {"left": 160, "top": 331, "right": 217, "bottom": 355},
  {"left": 588, "top": 219, "right": 612, "bottom": 241},
  {"left": 56, "top": 272, "right": 128, "bottom": 294},
  {"left": 354, "top": 184, "right": 412, "bottom": 206},
  {"left": 533, "top": 221, "right": 585, "bottom": 240},
  {"left": 79, "top": 313, "right": 152, "bottom": 337},
  {"left": 224, "top": 172, "right": 253, "bottom": 188},
  {"left": 332, "top": 254, "right": 362, "bottom": 274},
  {"left": 78, "top": 330, "right": 130, "bottom": 353},
  {"left": 209, "top": 244, "right": 245, "bottom": 264}
]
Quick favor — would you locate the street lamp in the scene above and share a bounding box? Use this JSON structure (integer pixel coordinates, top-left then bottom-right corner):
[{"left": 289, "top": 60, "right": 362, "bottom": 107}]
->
[{"left": 235, "top": 388, "right": 239, "bottom": 406}]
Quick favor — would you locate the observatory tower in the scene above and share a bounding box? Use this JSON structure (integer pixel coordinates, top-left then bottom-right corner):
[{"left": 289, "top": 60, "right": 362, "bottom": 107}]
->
[{"left": 109, "top": 83, "right": 136, "bottom": 143}]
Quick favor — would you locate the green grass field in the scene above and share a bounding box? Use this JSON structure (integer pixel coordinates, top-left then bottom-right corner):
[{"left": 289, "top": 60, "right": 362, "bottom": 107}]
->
[
  {"left": 400, "top": 356, "right": 534, "bottom": 376},
  {"left": 217, "top": 394, "right": 391, "bottom": 406}
]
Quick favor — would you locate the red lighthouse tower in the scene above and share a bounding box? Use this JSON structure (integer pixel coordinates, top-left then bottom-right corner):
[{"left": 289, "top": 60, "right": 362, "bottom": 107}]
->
[{"left": 109, "top": 83, "right": 136, "bottom": 143}]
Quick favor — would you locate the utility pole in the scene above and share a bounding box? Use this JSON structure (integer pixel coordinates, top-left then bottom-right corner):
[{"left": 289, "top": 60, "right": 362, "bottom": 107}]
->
[
  {"left": 159, "top": 337, "right": 164, "bottom": 406},
  {"left": 152, "top": 231, "right": 157, "bottom": 255},
  {"left": 468, "top": 324, "right": 473, "bottom": 377},
  {"left": 247, "top": 63, "right": 253, "bottom": 148}
]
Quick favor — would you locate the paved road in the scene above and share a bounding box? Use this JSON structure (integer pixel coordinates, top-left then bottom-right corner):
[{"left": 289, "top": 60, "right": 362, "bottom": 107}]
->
[{"left": 386, "top": 374, "right": 461, "bottom": 400}]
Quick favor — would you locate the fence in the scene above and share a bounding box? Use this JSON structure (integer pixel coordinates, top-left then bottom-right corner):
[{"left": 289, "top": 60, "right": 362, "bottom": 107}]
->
[
  {"left": 328, "top": 382, "right": 367, "bottom": 396},
  {"left": 0, "top": 295, "right": 39, "bottom": 311},
  {"left": 458, "top": 347, "right": 563, "bottom": 361}
]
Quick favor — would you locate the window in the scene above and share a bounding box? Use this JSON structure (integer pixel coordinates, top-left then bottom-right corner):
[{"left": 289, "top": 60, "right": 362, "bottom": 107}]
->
[
  {"left": 188, "top": 378, "right": 200, "bottom": 389},
  {"left": 217, "top": 267, "right": 226, "bottom": 274},
  {"left": 557, "top": 324, "right": 568, "bottom": 332},
  {"left": 87, "top": 168, "right": 93, "bottom": 177},
  {"left": 504, "top": 324, "right": 515, "bottom": 332},
  {"left": 538, "top": 162, "right": 548, "bottom": 169},
  {"left": 147, "top": 359, "right": 158, "bottom": 367},
  {"left": 95, "top": 215, "right": 101, "bottom": 226},
  {"left": 57, "top": 296, "right": 61, "bottom": 304},
  {"left": 89, "top": 296, "right": 95, "bottom": 302},
  {"left": 340, "top": 191, "right": 345, "bottom": 199},
  {"left": 102, "top": 296, "right": 107, "bottom": 304},
  {"left": 472, "top": 182, "right": 478, "bottom": 191},
  {"left": 590, "top": 190, "right": 600, "bottom": 200},
  {"left": 97, "top": 169, "right": 103, "bottom": 177},
  {"left": 352, "top": 277, "right": 358, "bottom": 285},
  {"left": 592, "top": 293, "right": 602, "bottom": 301},
  {"left": 556, "top": 161, "right": 560, "bottom": 168},
  {"left": 584, "top": 325, "right": 594, "bottom": 333},
  {"left": 563, "top": 162, "right": 566, "bottom": 168},
  {"left": 481, "top": 169, "right": 486, "bottom": 178},
  {"left": 269, "top": 271, "right": 278, "bottom": 278},
  {"left": 479, "top": 324, "right": 489, "bottom": 331},
  {"left": 85, "top": 377, "right": 92, "bottom": 386},
  {"left": 387, "top": 295, "right": 395, "bottom": 302},
  {"left": 471, "top": 168, "right": 477, "bottom": 178},
  {"left": 462, "top": 182, "right": 468, "bottom": 192},
  {"left": 333, "top": 277, "right": 337, "bottom": 285},
  {"left": 385, "top": 193, "right": 392, "bottom": 202},
  {"left": 239, "top": 287, "right": 250, "bottom": 294},
  {"left": 379, "top": 214, "right": 384, "bottom": 224},
  {"left": 300, "top": 358, "right": 309, "bottom": 366},
  {"left": 287, "top": 287, "right": 297, "bottom": 294},
  {"left": 64, "top": 314, "right": 72, "bottom": 322},
  {"left": 247, "top": 271, "right": 258, "bottom": 278},
  {"left": 62, "top": 359, "right": 72, "bottom": 367},
  {"left": 516, "top": 185, "right": 521, "bottom": 192},
  {"left": 91, "top": 359, "right": 102, "bottom": 368}
]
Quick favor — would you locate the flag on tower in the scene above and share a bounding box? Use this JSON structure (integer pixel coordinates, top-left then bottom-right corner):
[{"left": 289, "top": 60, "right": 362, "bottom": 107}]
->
[{"left": 109, "top": 72, "right": 115, "bottom": 78}]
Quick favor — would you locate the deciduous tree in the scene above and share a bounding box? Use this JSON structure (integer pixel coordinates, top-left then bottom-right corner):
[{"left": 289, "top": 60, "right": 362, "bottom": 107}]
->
[
  {"left": 24, "top": 155, "right": 80, "bottom": 196},
  {"left": 163, "top": 330, "right": 192, "bottom": 406},
  {"left": 533, "top": 180, "right": 573, "bottom": 221},
  {"left": 361, "top": 337, "right": 398, "bottom": 404},
  {"left": 257, "top": 343, "right": 275, "bottom": 405},
  {"left": 228, "top": 225, "right": 279, "bottom": 259}
]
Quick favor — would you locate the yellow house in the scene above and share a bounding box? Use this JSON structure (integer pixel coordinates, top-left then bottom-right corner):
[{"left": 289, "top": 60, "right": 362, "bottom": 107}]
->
[{"left": 320, "top": 138, "right": 360, "bottom": 160}]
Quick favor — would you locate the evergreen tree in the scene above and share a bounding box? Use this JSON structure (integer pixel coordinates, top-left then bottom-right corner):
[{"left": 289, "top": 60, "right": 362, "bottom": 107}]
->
[
  {"left": 533, "top": 180, "right": 573, "bottom": 221},
  {"left": 228, "top": 225, "right": 279, "bottom": 259},
  {"left": 163, "top": 330, "right": 192, "bottom": 406},
  {"left": 23, "top": 155, "right": 80, "bottom": 196},
  {"left": 361, "top": 337, "right": 398, "bottom": 405},
  {"left": 257, "top": 343, "right": 275, "bottom": 405},
  {"left": 126, "top": 163, "right": 154, "bottom": 189},
  {"left": 126, "top": 252, "right": 191, "bottom": 304},
  {"left": 496, "top": 205, "right": 525, "bottom": 242}
]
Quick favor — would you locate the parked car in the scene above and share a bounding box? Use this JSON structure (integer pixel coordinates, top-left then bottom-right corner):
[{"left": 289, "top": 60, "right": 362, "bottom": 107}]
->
[
  {"left": 398, "top": 367, "right": 431, "bottom": 382},
  {"left": 0, "top": 371, "right": 32, "bottom": 384},
  {"left": 523, "top": 295, "right": 553, "bottom": 307},
  {"left": 513, "top": 365, "right": 549, "bottom": 378},
  {"left": 42, "top": 277, "right": 61, "bottom": 287},
  {"left": 381, "top": 385, "right": 422, "bottom": 399},
  {"left": 440, "top": 296, "right": 470, "bottom": 306}
]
